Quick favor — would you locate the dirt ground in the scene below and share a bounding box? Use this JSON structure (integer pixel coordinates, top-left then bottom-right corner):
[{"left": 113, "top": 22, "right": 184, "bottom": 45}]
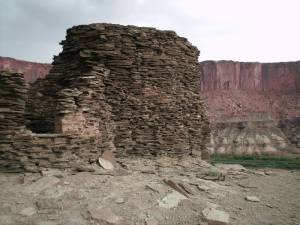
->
[{"left": 0, "top": 157, "right": 299, "bottom": 225}]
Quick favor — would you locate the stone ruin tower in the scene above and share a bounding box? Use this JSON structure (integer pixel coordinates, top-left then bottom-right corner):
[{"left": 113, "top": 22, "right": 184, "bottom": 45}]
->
[{"left": 1, "top": 23, "right": 210, "bottom": 171}]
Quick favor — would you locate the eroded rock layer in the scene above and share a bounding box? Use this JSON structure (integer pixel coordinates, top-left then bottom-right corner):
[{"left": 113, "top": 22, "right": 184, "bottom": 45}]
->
[
  {"left": 208, "top": 120, "right": 300, "bottom": 155},
  {"left": 0, "top": 24, "right": 210, "bottom": 171},
  {"left": 200, "top": 60, "right": 300, "bottom": 122},
  {"left": 200, "top": 60, "right": 300, "bottom": 92}
]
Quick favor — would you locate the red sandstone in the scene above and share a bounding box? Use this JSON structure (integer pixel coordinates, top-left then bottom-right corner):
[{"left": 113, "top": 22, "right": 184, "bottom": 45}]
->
[
  {"left": 0, "top": 56, "right": 52, "bottom": 83},
  {"left": 200, "top": 60, "right": 300, "bottom": 122}
]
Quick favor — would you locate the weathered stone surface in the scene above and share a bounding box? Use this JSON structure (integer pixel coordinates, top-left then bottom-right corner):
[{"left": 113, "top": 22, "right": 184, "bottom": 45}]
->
[
  {"left": 19, "top": 207, "right": 37, "bottom": 216},
  {"left": 245, "top": 196, "right": 260, "bottom": 202},
  {"left": 200, "top": 60, "right": 300, "bottom": 155},
  {"left": 25, "top": 176, "right": 60, "bottom": 193},
  {"left": 88, "top": 206, "right": 121, "bottom": 224},
  {"left": 202, "top": 207, "right": 230, "bottom": 225},
  {"left": 214, "top": 164, "right": 247, "bottom": 172},
  {"left": 158, "top": 191, "right": 188, "bottom": 209},
  {"left": 208, "top": 120, "right": 300, "bottom": 155},
  {"left": 200, "top": 60, "right": 300, "bottom": 92},
  {"left": 98, "top": 157, "right": 114, "bottom": 170}
]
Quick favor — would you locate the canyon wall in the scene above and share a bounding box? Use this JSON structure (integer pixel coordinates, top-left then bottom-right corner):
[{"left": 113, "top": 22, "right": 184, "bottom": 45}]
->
[
  {"left": 200, "top": 60, "right": 300, "bottom": 122},
  {"left": 200, "top": 60, "right": 300, "bottom": 93},
  {"left": 200, "top": 60, "right": 300, "bottom": 155},
  {"left": 0, "top": 56, "right": 52, "bottom": 83}
]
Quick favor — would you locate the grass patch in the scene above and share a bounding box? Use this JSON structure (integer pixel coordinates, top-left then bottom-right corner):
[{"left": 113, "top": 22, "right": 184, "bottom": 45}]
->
[{"left": 211, "top": 154, "right": 300, "bottom": 170}]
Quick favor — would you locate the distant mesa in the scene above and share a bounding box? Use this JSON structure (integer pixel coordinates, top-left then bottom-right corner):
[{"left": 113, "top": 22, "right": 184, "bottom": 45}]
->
[
  {"left": 0, "top": 56, "right": 52, "bottom": 83},
  {"left": 199, "top": 60, "right": 300, "bottom": 122}
]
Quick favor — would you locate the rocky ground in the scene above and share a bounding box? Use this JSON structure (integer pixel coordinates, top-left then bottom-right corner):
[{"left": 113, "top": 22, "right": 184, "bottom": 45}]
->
[{"left": 0, "top": 157, "right": 299, "bottom": 225}]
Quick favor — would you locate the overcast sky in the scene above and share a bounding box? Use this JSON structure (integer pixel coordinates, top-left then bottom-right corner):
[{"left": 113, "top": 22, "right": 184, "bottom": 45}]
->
[{"left": 0, "top": 0, "right": 299, "bottom": 63}]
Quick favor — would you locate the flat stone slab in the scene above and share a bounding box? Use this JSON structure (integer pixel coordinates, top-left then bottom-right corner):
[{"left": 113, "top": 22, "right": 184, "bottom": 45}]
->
[
  {"left": 158, "top": 191, "right": 187, "bottom": 209},
  {"left": 88, "top": 205, "right": 121, "bottom": 224},
  {"left": 98, "top": 157, "right": 114, "bottom": 170},
  {"left": 25, "top": 176, "right": 60, "bottom": 193},
  {"left": 19, "top": 207, "right": 36, "bottom": 217},
  {"left": 245, "top": 196, "right": 260, "bottom": 202},
  {"left": 215, "top": 164, "right": 247, "bottom": 172},
  {"left": 202, "top": 207, "right": 230, "bottom": 225}
]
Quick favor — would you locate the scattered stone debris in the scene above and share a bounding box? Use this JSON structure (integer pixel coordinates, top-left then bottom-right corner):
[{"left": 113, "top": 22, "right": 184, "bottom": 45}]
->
[{"left": 245, "top": 196, "right": 260, "bottom": 202}]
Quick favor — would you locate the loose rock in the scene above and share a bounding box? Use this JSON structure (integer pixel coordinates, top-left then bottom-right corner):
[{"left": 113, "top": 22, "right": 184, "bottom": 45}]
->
[
  {"left": 88, "top": 206, "right": 121, "bottom": 224},
  {"left": 158, "top": 191, "right": 188, "bottom": 209},
  {"left": 245, "top": 196, "right": 260, "bottom": 202},
  {"left": 98, "top": 157, "right": 114, "bottom": 170},
  {"left": 19, "top": 207, "right": 36, "bottom": 217},
  {"left": 202, "top": 207, "right": 230, "bottom": 225}
]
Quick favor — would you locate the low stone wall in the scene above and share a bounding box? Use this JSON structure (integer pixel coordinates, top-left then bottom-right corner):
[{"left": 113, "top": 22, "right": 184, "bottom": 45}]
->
[
  {"left": 1, "top": 133, "right": 101, "bottom": 172},
  {"left": 0, "top": 71, "right": 102, "bottom": 172}
]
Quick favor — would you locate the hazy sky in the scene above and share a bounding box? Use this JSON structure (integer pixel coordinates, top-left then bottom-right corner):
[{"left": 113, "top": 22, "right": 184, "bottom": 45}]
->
[{"left": 0, "top": 0, "right": 299, "bottom": 63}]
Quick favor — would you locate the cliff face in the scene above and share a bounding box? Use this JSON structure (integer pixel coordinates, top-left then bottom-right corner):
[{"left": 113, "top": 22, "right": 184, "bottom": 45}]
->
[
  {"left": 200, "top": 60, "right": 300, "bottom": 155},
  {"left": 200, "top": 60, "right": 300, "bottom": 122},
  {"left": 0, "top": 56, "right": 52, "bottom": 83},
  {"left": 200, "top": 60, "right": 300, "bottom": 92}
]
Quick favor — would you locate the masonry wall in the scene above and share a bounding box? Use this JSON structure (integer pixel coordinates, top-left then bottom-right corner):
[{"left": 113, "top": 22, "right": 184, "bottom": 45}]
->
[
  {"left": 1, "top": 24, "right": 210, "bottom": 171},
  {"left": 0, "top": 71, "right": 103, "bottom": 172},
  {"left": 27, "top": 23, "right": 210, "bottom": 157}
]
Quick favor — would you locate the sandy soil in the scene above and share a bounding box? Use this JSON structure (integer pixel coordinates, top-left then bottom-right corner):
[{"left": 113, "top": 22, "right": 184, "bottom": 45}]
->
[{"left": 0, "top": 157, "right": 299, "bottom": 225}]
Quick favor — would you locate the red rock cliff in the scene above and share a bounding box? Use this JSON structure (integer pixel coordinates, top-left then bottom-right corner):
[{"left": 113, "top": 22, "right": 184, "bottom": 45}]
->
[
  {"left": 200, "top": 60, "right": 300, "bottom": 122},
  {"left": 0, "top": 56, "right": 52, "bottom": 83},
  {"left": 200, "top": 60, "right": 300, "bottom": 92}
]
